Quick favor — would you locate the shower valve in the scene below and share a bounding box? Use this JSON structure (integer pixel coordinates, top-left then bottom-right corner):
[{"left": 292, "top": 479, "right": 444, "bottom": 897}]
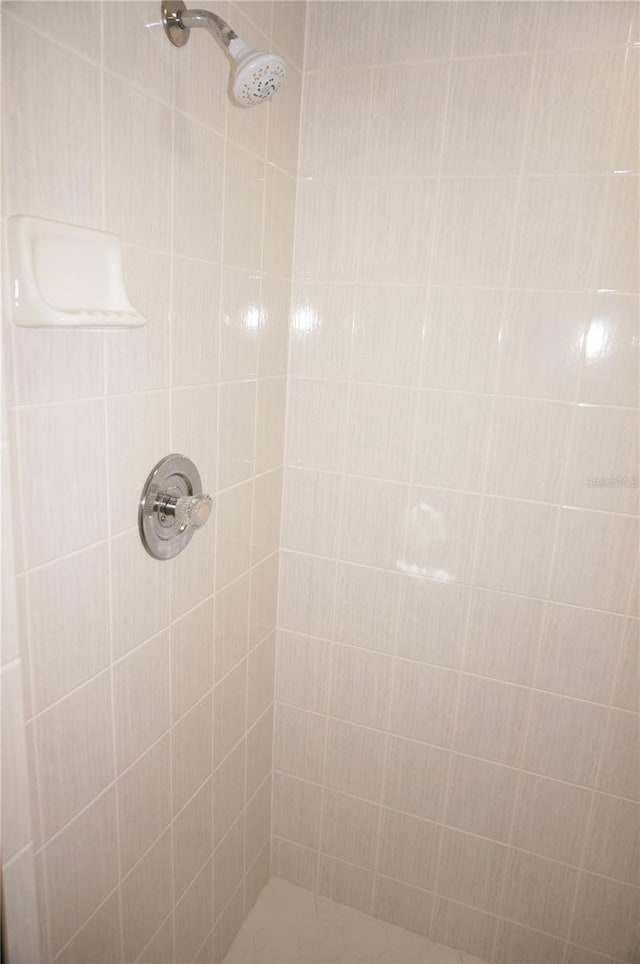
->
[{"left": 139, "top": 454, "right": 213, "bottom": 560}]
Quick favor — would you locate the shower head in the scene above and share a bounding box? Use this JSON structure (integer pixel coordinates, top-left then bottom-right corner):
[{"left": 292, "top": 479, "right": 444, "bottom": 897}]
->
[{"left": 161, "top": 1, "right": 286, "bottom": 108}]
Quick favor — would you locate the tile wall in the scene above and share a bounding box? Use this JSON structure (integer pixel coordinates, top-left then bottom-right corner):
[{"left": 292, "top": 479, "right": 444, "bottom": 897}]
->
[
  {"left": 275, "top": 3, "right": 640, "bottom": 962},
  {"left": 1, "top": 1, "right": 304, "bottom": 960}
]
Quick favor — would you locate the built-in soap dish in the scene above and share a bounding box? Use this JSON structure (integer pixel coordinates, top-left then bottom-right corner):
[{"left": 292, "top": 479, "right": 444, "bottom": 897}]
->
[{"left": 7, "top": 215, "right": 146, "bottom": 329}]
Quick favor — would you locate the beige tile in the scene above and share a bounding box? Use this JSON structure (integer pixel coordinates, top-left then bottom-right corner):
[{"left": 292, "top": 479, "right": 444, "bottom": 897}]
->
[
  {"left": 11, "top": 325, "right": 103, "bottom": 406},
  {"left": 596, "top": 709, "right": 639, "bottom": 801},
  {"left": 19, "top": 399, "right": 107, "bottom": 567},
  {"left": 103, "top": 0, "right": 174, "bottom": 103},
  {"left": 2, "top": 18, "right": 101, "bottom": 226},
  {"left": 213, "top": 883, "right": 244, "bottom": 963},
  {"left": 536, "top": 1, "right": 638, "bottom": 49},
  {"left": 414, "top": 391, "right": 492, "bottom": 492},
  {"left": 446, "top": 755, "right": 518, "bottom": 843},
  {"left": 278, "top": 551, "right": 336, "bottom": 639},
  {"left": 510, "top": 176, "right": 605, "bottom": 290},
  {"left": 525, "top": 49, "right": 626, "bottom": 174},
  {"left": 173, "top": 779, "right": 213, "bottom": 899},
  {"left": 171, "top": 257, "right": 220, "bottom": 387},
  {"left": 358, "top": 179, "right": 437, "bottom": 285},
  {"left": 485, "top": 398, "right": 572, "bottom": 503},
  {"left": 36, "top": 671, "right": 115, "bottom": 840},
  {"left": 535, "top": 604, "right": 632, "bottom": 704},
  {"left": 4, "top": 0, "right": 101, "bottom": 60},
  {"left": 170, "top": 517, "right": 215, "bottom": 620},
  {"left": 121, "top": 830, "right": 173, "bottom": 962},
  {"left": 107, "top": 391, "right": 170, "bottom": 536},
  {"left": 113, "top": 631, "right": 170, "bottom": 773},
  {"left": 1, "top": 665, "right": 36, "bottom": 861},
  {"left": 317, "top": 857, "right": 374, "bottom": 918},
  {"left": 43, "top": 789, "right": 118, "bottom": 957},
  {"left": 510, "top": 772, "right": 592, "bottom": 866},
  {"left": 329, "top": 644, "right": 393, "bottom": 729},
  {"left": 255, "top": 377, "right": 286, "bottom": 474},
  {"left": 173, "top": 692, "right": 213, "bottom": 811},
  {"left": 565, "top": 405, "right": 639, "bottom": 514},
  {"left": 215, "top": 572, "right": 250, "bottom": 680},
  {"left": 523, "top": 691, "right": 608, "bottom": 787},
  {"left": 271, "top": 1, "right": 306, "bottom": 68},
  {"left": 281, "top": 468, "right": 343, "bottom": 556},
  {"left": 339, "top": 476, "right": 409, "bottom": 571},
  {"left": 352, "top": 285, "right": 425, "bottom": 386},
  {"left": 372, "top": 876, "right": 433, "bottom": 938},
  {"left": 333, "top": 562, "right": 400, "bottom": 654},
  {"left": 612, "top": 47, "right": 640, "bottom": 175},
  {"left": 172, "top": 384, "right": 218, "bottom": 492},
  {"left": 55, "top": 891, "right": 122, "bottom": 964},
  {"left": 137, "top": 914, "right": 175, "bottom": 964},
  {"left": 28, "top": 544, "right": 109, "bottom": 712},
  {"left": 286, "top": 379, "right": 348, "bottom": 472},
  {"left": 321, "top": 789, "right": 380, "bottom": 870},
  {"left": 324, "top": 719, "right": 386, "bottom": 801},
  {"left": 218, "top": 380, "right": 256, "bottom": 489},
  {"left": 111, "top": 528, "right": 171, "bottom": 661},
  {"left": 295, "top": 179, "right": 362, "bottom": 282},
  {"left": 257, "top": 275, "right": 290, "bottom": 378},
  {"left": 384, "top": 736, "right": 449, "bottom": 823},
  {"left": 453, "top": 674, "right": 529, "bottom": 766},
  {"left": 583, "top": 793, "right": 639, "bottom": 885},
  {"left": 438, "top": 827, "right": 508, "bottom": 914},
  {"left": 173, "top": 113, "right": 224, "bottom": 262},
  {"left": 579, "top": 293, "right": 640, "bottom": 407},
  {"left": 249, "top": 555, "right": 278, "bottom": 649},
  {"left": 453, "top": 2, "right": 539, "bottom": 56},
  {"left": 493, "top": 919, "right": 566, "bottom": 964},
  {"left": 271, "top": 838, "right": 318, "bottom": 892},
  {"left": 247, "top": 632, "right": 275, "bottom": 725},
  {"left": 422, "top": 288, "right": 503, "bottom": 394},
  {"left": 611, "top": 622, "right": 640, "bottom": 711},
  {"left": 474, "top": 497, "right": 557, "bottom": 598},
  {"left": 549, "top": 508, "right": 639, "bottom": 612},
  {"left": 444, "top": 55, "right": 532, "bottom": 175},
  {"left": 390, "top": 659, "right": 458, "bottom": 748},
  {"left": 275, "top": 630, "right": 331, "bottom": 713},
  {"left": 252, "top": 469, "right": 282, "bottom": 564},
  {"left": 216, "top": 483, "right": 253, "bottom": 592},
  {"left": 300, "top": 68, "right": 371, "bottom": 178},
  {"left": 373, "top": 1, "right": 455, "bottom": 63},
  {"left": 431, "top": 178, "right": 518, "bottom": 287},
  {"left": 272, "top": 772, "right": 322, "bottom": 849},
  {"left": 289, "top": 282, "right": 354, "bottom": 380},
  {"left": 345, "top": 384, "right": 417, "bottom": 482},
  {"left": 464, "top": 589, "right": 543, "bottom": 686},
  {"left": 267, "top": 62, "right": 302, "bottom": 175},
  {"left": 431, "top": 896, "right": 497, "bottom": 962},
  {"left": 224, "top": 143, "right": 265, "bottom": 272},
  {"left": 498, "top": 289, "right": 589, "bottom": 401},
  {"left": 378, "top": 808, "right": 440, "bottom": 891},
  {"left": 403, "top": 487, "right": 482, "bottom": 584},
  {"left": 214, "top": 739, "right": 245, "bottom": 847},
  {"left": 246, "top": 778, "right": 271, "bottom": 869},
  {"left": 174, "top": 859, "right": 213, "bottom": 964},
  {"left": 304, "top": 1, "right": 380, "bottom": 70},
  {"left": 117, "top": 736, "right": 171, "bottom": 876},
  {"left": 104, "top": 75, "right": 171, "bottom": 250},
  {"left": 274, "top": 704, "right": 326, "bottom": 784},
  {"left": 174, "top": 6, "right": 227, "bottom": 132},
  {"left": 246, "top": 841, "right": 270, "bottom": 914},
  {"left": 570, "top": 872, "right": 639, "bottom": 962},
  {"left": 501, "top": 849, "right": 578, "bottom": 938},
  {"left": 172, "top": 599, "right": 214, "bottom": 722},
  {"left": 213, "top": 663, "right": 246, "bottom": 768},
  {"left": 366, "top": 62, "right": 448, "bottom": 177}
]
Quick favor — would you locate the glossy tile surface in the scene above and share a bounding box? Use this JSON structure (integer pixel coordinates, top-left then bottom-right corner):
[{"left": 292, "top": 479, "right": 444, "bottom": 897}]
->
[{"left": 225, "top": 877, "right": 486, "bottom": 963}]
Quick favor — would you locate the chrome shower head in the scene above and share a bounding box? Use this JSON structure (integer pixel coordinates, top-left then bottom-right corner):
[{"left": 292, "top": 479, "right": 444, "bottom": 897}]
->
[{"left": 161, "top": 1, "right": 286, "bottom": 108}]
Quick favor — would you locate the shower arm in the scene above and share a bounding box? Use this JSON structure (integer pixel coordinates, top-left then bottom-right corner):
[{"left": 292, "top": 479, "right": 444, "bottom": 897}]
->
[{"left": 162, "top": 1, "right": 239, "bottom": 50}]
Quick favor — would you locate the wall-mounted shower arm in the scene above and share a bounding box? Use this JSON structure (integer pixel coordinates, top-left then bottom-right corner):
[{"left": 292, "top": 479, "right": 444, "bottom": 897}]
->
[{"left": 163, "top": 2, "right": 238, "bottom": 50}]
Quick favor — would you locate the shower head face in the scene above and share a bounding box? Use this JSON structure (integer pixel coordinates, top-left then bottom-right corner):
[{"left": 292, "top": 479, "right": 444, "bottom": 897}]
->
[{"left": 230, "top": 50, "right": 286, "bottom": 107}]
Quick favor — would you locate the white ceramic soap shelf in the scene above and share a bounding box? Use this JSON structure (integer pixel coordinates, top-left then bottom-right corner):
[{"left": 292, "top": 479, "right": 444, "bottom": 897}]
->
[{"left": 8, "top": 216, "right": 146, "bottom": 329}]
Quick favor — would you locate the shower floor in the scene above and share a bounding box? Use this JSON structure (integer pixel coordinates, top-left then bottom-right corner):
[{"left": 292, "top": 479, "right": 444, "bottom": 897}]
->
[{"left": 224, "top": 878, "right": 486, "bottom": 964}]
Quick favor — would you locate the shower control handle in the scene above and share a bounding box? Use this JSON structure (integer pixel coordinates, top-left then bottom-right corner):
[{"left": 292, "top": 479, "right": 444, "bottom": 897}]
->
[{"left": 158, "top": 493, "right": 212, "bottom": 529}]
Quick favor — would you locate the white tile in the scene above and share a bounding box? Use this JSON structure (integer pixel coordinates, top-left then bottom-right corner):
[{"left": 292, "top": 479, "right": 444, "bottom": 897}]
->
[
  {"left": 413, "top": 391, "right": 492, "bottom": 492},
  {"left": 289, "top": 283, "right": 354, "bottom": 380},
  {"left": 431, "top": 896, "right": 496, "bottom": 962},
  {"left": 245, "top": 778, "right": 271, "bottom": 869},
  {"left": 247, "top": 705, "right": 272, "bottom": 800},
  {"left": 173, "top": 113, "right": 224, "bottom": 262},
  {"left": 174, "top": 859, "right": 213, "bottom": 964},
  {"left": 173, "top": 692, "right": 213, "bottom": 811},
  {"left": 272, "top": 772, "right": 322, "bottom": 849},
  {"left": 174, "top": 7, "right": 227, "bottom": 132},
  {"left": 171, "top": 257, "right": 221, "bottom": 387},
  {"left": 453, "top": 2, "right": 539, "bottom": 56},
  {"left": 271, "top": 839, "right": 318, "bottom": 892},
  {"left": 220, "top": 267, "right": 259, "bottom": 382},
  {"left": 172, "top": 385, "right": 218, "bottom": 492},
  {"left": 281, "top": 468, "right": 343, "bottom": 556},
  {"left": 493, "top": 920, "right": 566, "bottom": 964},
  {"left": 224, "top": 143, "right": 265, "bottom": 272},
  {"left": 1, "top": 664, "right": 35, "bottom": 861},
  {"left": 2, "top": 18, "right": 101, "bottom": 226},
  {"left": 453, "top": 675, "right": 529, "bottom": 766},
  {"left": 103, "top": 0, "right": 174, "bottom": 103},
  {"left": 104, "top": 75, "right": 172, "bottom": 250},
  {"left": 55, "top": 891, "right": 122, "bottom": 964},
  {"left": 249, "top": 554, "right": 278, "bottom": 649},
  {"left": 214, "top": 739, "right": 245, "bottom": 847},
  {"left": 117, "top": 735, "right": 171, "bottom": 876},
  {"left": 372, "top": 876, "right": 433, "bottom": 938},
  {"left": 275, "top": 704, "right": 326, "bottom": 784},
  {"left": 378, "top": 808, "right": 441, "bottom": 891},
  {"left": 443, "top": 55, "right": 532, "bottom": 175},
  {"left": 247, "top": 632, "right": 275, "bottom": 725},
  {"left": 317, "top": 857, "right": 374, "bottom": 917},
  {"left": 304, "top": 1, "right": 380, "bottom": 71},
  {"left": 27, "top": 544, "right": 109, "bottom": 712},
  {"left": 339, "top": 476, "right": 408, "bottom": 571},
  {"left": 501, "top": 849, "right": 578, "bottom": 938},
  {"left": 570, "top": 872, "right": 640, "bottom": 962},
  {"left": 351, "top": 285, "right": 425, "bottom": 386},
  {"left": 300, "top": 68, "right": 371, "bottom": 178},
  {"left": 464, "top": 589, "right": 544, "bottom": 686},
  {"left": 579, "top": 293, "right": 640, "bottom": 407},
  {"left": 275, "top": 629, "right": 331, "bottom": 714},
  {"left": 565, "top": 405, "right": 639, "bottom": 514},
  {"left": 35, "top": 671, "right": 115, "bottom": 840},
  {"left": 172, "top": 598, "right": 214, "bottom": 721},
  {"left": 255, "top": 377, "right": 286, "bottom": 474},
  {"left": 384, "top": 736, "right": 449, "bottom": 823},
  {"left": 12, "top": 327, "right": 104, "bottom": 406},
  {"left": 4, "top": 0, "right": 101, "bottom": 60},
  {"left": 295, "top": 179, "right": 362, "bottom": 282},
  {"left": 121, "top": 830, "right": 173, "bottom": 962},
  {"left": 396, "top": 577, "right": 470, "bottom": 669},
  {"left": 523, "top": 691, "right": 608, "bottom": 787},
  {"left": 358, "top": 179, "right": 437, "bottom": 285},
  {"left": 437, "top": 827, "right": 508, "bottom": 914},
  {"left": 333, "top": 562, "right": 400, "bottom": 654},
  {"left": 324, "top": 718, "right": 386, "bottom": 801},
  {"left": 403, "top": 487, "right": 482, "bottom": 584},
  {"left": 536, "top": 1, "right": 638, "bottom": 49},
  {"left": 278, "top": 551, "right": 336, "bottom": 639},
  {"left": 215, "top": 572, "right": 250, "bottom": 680},
  {"left": 473, "top": 497, "right": 557, "bottom": 598},
  {"left": 344, "top": 384, "right": 417, "bottom": 482},
  {"left": 321, "top": 790, "right": 380, "bottom": 870},
  {"left": 446, "top": 755, "right": 518, "bottom": 843},
  {"left": 596, "top": 708, "right": 639, "bottom": 801},
  {"left": 19, "top": 400, "right": 107, "bottom": 567},
  {"left": 252, "top": 468, "right": 282, "bottom": 564},
  {"left": 287, "top": 379, "right": 348, "bottom": 472},
  {"left": 173, "top": 779, "right": 213, "bottom": 899},
  {"left": 213, "top": 663, "right": 245, "bottom": 768},
  {"left": 583, "top": 794, "right": 639, "bottom": 885},
  {"left": 328, "top": 644, "right": 393, "bottom": 729},
  {"left": 113, "top": 631, "right": 170, "bottom": 773},
  {"left": 423, "top": 288, "right": 503, "bottom": 394},
  {"left": 111, "top": 528, "right": 171, "bottom": 660},
  {"left": 389, "top": 659, "right": 458, "bottom": 748},
  {"left": 510, "top": 771, "right": 592, "bottom": 866},
  {"left": 218, "top": 380, "right": 256, "bottom": 488},
  {"left": 271, "top": 1, "right": 306, "bottom": 68}
]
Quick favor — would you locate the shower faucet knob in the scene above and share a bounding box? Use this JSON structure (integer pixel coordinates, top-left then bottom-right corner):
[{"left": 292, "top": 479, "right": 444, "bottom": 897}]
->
[{"left": 174, "top": 494, "right": 212, "bottom": 529}]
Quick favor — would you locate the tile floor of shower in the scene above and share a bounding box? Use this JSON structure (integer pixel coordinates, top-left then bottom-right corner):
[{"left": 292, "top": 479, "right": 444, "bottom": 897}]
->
[{"left": 224, "top": 878, "right": 485, "bottom": 964}]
